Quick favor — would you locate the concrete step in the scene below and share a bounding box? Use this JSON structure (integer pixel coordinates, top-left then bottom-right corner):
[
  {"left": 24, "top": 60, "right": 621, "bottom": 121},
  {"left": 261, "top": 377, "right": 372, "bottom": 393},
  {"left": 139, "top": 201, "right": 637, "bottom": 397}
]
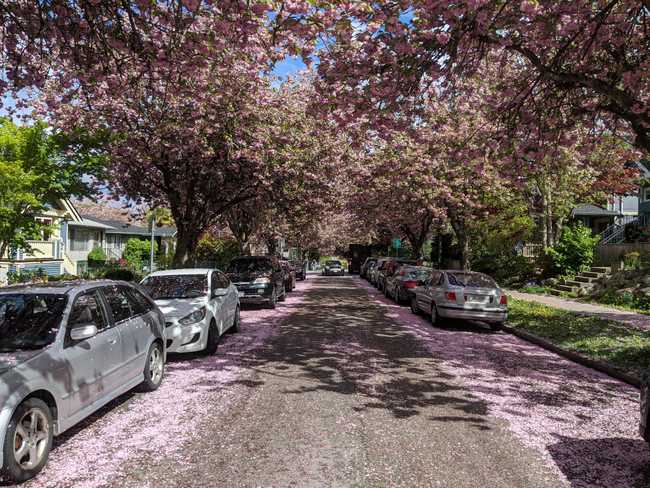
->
[
  {"left": 550, "top": 288, "right": 567, "bottom": 296},
  {"left": 591, "top": 266, "right": 611, "bottom": 274},
  {"left": 575, "top": 275, "right": 597, "bottom": 284},
  {"left": 556, "top": 284, "right": 577, "bottom": 293},
  {"left": 562, "top": 280, "right": 583, "bottom": 287},
  {"left": 582, "top": 271, "right": 604, "bottom": 279}
]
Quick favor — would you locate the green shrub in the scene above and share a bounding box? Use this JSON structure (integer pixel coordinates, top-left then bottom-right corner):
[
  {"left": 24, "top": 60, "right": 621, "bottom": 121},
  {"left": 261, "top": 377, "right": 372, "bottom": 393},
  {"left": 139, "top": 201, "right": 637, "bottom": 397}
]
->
[
  {"left": 624, "top": 222, "right": 642, "bottom": 243},
  {"left": 122, "top": 238, "right": 156, "bottom": 271},
  {"left": 622, "top": 251, "right": 641, "bottom": 270},
  {"left": 103, "top": 268, "right": 136, "bottom": 281},
  {"left": 472, "top": 251, "right": 536, "bottom": 287},
  {"left": 195, "top": 236, "right": 240, "bottom": 269},
  {"left": 545, "top": 223, "right": 600, "bottom": 278},
  {"left": 87, "top": 246, "right": 107, "bottom": 267}
]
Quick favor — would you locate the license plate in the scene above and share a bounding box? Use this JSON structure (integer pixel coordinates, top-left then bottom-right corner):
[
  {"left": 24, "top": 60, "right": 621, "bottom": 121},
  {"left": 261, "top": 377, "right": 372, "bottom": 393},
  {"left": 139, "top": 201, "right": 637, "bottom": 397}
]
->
[
  {"left": 466, "top": 295, "right": 488, "bottom": 303},
  {"left": 238, "top": 291, "right": 245, "bottom": 298}
]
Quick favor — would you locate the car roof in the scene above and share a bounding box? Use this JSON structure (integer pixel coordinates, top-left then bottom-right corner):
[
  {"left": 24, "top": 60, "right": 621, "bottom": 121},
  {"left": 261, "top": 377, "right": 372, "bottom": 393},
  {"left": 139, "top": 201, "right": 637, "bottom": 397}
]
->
[
  {"left": 0, "top": 280, "right": 130, "bottom": 295},
  {"left": 147, "top": 268, "right": 213, "bottom": 277}
]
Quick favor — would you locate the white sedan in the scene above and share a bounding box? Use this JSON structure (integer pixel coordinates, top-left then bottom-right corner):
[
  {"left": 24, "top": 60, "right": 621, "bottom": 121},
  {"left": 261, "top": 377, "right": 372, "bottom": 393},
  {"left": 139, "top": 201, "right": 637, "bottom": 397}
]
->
[{"left": 141, "top": 268, "right": 240, "bottom": 354}]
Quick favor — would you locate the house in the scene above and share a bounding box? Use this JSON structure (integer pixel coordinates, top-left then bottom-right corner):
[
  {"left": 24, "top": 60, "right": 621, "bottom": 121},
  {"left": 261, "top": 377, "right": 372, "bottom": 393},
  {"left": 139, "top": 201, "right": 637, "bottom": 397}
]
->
[
  {"left": 1, "top": 199, "right": 176, "bottom": 280},
  {"left": 633, "top": 159, "right": 650, "bottom": 227},
  {"left": 0, "top": 199, "right": 81, "bottom": 279},
  {"left": 571, "top": 204, "right": 621, "bottom": 235}
]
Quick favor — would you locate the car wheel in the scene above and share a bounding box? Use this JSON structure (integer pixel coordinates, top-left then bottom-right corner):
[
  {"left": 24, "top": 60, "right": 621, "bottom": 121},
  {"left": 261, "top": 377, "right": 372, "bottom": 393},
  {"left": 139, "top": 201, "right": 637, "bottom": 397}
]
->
[
  {"left": 431, "top": 304, "right": 439, "bottom": 326},
  {"left": 410, "top": 297, "right": 421, "bottom": 315},
  {"left": 267, "top": 289, "right": 277, "bottom": 308},
  {"left": 1, "top": 398, "right": 53, "bottom": 483},
  {"left": 229, "top": 306, "right": 241, "bottom": 333},
  {"left": 140, "top": 341, "right": 165, "bottom": 391},
  {"left": 278, "top": 285, "right": 287, "bottom": 302},
  {"left": 489, "top": 322, "right": 504, "bottom": 332},
  {"left": 204, "top": 320, "right": 220, "bottom": 354}
]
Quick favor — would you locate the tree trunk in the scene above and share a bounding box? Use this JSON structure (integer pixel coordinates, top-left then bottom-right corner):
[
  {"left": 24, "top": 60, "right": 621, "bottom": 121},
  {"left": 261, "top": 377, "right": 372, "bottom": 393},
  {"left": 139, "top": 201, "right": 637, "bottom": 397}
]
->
[
  {"left": 266, "top": 238, "right": 277, "bottom": 256},
  {"left": 446, "top": 206, "right": 471, "bottom": 271},
  {"left": 172, "top": 224, "right": 201, "bottom": 267}
]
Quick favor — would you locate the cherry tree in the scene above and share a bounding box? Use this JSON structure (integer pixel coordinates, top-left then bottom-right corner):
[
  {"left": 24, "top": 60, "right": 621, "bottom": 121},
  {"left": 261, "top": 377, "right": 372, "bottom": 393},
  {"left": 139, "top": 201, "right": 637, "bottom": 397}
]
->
[{"left": 314, "top": 1, "right": 649, "bottom": 153}]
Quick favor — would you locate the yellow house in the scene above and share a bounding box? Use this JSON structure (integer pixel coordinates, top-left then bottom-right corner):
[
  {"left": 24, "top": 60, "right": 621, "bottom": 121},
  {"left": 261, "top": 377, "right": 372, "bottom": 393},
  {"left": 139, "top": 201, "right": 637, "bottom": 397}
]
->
[
  {"left": 0, "top": 199, "right": 81, "bottom": 280},
  {"left": 0, "top": 199, "right": 177, "bottom": 284}
]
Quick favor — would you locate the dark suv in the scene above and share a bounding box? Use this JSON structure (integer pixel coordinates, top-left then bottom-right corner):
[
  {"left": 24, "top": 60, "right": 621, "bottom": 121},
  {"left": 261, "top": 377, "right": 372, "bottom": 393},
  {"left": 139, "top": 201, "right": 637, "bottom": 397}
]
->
[
  {"left": 292, "top": 261, "right": 307, "bottom": 280},
  {"left": 226, "top": 256, "right": 285, "bottom": 308}
]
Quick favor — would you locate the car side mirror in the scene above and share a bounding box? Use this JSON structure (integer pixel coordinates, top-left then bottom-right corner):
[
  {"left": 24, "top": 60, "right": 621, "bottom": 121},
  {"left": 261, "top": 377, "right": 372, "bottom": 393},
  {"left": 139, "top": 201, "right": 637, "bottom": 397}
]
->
[
  {"left": 417, "top": 280, "right": 425, "bottom": 286},
  {"left": 70, "top": 324, "right": 98, "bottom": 341},
  {"left": 212, "top": 288, "right": 228, "bottom": 298}
]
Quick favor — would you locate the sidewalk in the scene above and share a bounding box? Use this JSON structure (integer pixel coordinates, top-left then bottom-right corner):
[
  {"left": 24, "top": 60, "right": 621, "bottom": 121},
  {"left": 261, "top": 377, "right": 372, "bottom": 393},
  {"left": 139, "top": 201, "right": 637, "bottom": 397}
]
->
[{"left": 507, "top": 290, "right": 650, "bottom": 331}]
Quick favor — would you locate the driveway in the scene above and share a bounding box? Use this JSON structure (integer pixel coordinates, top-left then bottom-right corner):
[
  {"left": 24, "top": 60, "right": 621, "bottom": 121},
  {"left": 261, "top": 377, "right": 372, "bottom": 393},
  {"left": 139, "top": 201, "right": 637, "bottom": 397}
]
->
[{"left": 12, "top": 276, "right": 649, "bottom": 487}]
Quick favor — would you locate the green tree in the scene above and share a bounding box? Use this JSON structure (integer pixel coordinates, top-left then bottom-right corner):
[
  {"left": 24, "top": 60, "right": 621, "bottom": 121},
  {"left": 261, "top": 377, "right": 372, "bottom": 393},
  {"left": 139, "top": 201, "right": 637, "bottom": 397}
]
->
[
  {"left": 122, "top": 238, "right": 157, "bottom": 271},
  {"left": 546, "top": 224, "right": 601, "bottom": 277},
  {"left": 0, "top": 118, "right": 105, "bottom": 258}
]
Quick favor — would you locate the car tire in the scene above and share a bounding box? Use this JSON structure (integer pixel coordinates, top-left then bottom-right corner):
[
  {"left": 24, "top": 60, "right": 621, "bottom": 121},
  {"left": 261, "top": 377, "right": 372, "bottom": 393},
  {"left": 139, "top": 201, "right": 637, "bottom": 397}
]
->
[
  {"left": 431, "top": 304, "right": 440, "bottom": 326},
  {"left": 140, "top": 341, "right": 165, "bottom": 391},
  {"left": 1, "top": 398, "right": 54, "bottom": 483},
  {"left": 410, "top": 297, "right": 420, "bottom": 315},
  {"left": 278, "top": 285, "right": 286, "bottom": 302},
  {"left": 204, "top": 320, "right": 220, "bottom": 355},
  {"left": 489, "top": 322, "right": 504, "bottom": 332},
  {"left": 267, "top": 288, "right": 277, "bottom": 309},
  {"left": 229, "top": 306, "right": 241, "bottom": 333}
]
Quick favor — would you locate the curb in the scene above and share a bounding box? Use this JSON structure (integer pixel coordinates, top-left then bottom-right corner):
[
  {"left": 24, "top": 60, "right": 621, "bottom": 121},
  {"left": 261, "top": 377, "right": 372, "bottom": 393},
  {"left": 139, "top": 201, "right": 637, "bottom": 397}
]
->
[{"left": 503, "top": 325, "right": 641, "bottom": 388}]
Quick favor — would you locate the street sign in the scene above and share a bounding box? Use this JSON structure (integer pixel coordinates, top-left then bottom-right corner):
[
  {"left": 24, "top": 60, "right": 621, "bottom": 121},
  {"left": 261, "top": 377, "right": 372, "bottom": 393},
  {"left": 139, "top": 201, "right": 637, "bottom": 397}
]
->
[{"left": 392, "top": 238, "right": 401, "bottom": 249}]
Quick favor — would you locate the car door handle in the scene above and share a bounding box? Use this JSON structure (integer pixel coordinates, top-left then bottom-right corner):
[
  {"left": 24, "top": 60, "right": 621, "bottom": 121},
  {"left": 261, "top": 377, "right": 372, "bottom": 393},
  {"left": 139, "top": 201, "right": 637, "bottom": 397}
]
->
[{"left": 108, "top": 337, "right": 118, "bottom": 344}]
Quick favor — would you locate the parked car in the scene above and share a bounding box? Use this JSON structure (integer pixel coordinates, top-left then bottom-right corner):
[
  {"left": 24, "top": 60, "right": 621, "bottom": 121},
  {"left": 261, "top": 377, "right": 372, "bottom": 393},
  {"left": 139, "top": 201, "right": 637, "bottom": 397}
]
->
[
  {"left": 641, "top": 371, "right": 649, "bottom": 443},
  {"left": 0, "top": 280, "right": 166, "bottom": 482},
  {"left": 226, "top": 256, "right": 286, "bottom": 308},
  {"left": 292, "top": 261, "right": 307, "bottom": 281},
  {"left": 410, "top": 270, "right": 508, "bottom": 330},
  {"left": 385, "top": 265, "right": 432, "bottom": 304},
  {"left": 140, "top": 269, "right": 240, "bottom": 355},
  {"left": 280, "top": 260, "right": 296, "bottom": 292},
  {"left": 377, "top": 258, "right": 417, "bottom": 292},
  {"left": 347, "top": 244, "right": 372, "bottom": 274},
  {"left": 360, "top": 257, "right": 378, "bottom": 279},
  {"left": 369, "top": 258, "right": 389, "bottom": 286},
  {"left": 322, "top": 260, "right": 345, "bottom": 276}
]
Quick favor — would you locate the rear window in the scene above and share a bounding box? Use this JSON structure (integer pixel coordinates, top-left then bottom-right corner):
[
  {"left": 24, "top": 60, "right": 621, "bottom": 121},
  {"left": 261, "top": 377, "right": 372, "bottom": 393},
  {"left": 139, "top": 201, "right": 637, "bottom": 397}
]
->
[
  {"left": 447, "top": 272, "right": 497, "bottom": 288},
  {"left": 404, "top": 268, "right": 431, "bottom": 280}
]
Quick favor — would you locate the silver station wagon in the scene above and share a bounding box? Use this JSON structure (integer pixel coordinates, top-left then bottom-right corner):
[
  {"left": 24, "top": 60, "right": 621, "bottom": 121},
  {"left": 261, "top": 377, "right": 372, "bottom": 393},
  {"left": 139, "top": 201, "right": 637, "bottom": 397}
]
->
[
  {"left": 0, "top": 280, "right": 166, "bottom": 482},
  {"left": 410, "top": 270, "right": 508, "bottom": 330}
]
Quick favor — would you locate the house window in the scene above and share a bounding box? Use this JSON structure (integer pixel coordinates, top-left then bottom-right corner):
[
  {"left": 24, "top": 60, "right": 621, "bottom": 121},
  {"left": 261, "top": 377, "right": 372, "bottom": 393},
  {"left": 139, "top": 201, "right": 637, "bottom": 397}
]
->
[{"left": 69, "top": 228, "right": 101, "bottom": 252}]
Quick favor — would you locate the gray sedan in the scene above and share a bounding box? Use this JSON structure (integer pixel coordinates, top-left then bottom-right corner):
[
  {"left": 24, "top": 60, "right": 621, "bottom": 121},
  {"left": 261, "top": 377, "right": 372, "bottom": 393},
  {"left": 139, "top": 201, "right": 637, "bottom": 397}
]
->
[
  {"left": 410, "top": 270, "right": 507, "bottom": 330},
  {"left": 0, "top": 280, "right": 166, "bottom": 482}
]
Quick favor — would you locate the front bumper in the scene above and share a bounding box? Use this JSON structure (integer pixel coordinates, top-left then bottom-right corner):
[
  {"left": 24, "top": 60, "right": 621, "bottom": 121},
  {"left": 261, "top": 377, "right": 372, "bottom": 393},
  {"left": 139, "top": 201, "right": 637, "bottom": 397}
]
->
[
  {"left": 164, "top": 320, "right": 208, "bottom": 353},
  {"left": 438, "top": 306, "right": 507, "bottom": 323},
  {"left": 235, "top": 283, "right": 274, "bottom": 304},
  {"left": 323, "top": 269, "right": 344, "bottom": 276}
]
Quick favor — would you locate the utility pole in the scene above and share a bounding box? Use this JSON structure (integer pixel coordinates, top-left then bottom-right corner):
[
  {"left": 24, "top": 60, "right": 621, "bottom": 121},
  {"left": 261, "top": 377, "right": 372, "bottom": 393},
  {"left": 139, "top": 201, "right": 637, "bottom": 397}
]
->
[{"left": 149, "top": 214, "right": 155, "bottom": 272}]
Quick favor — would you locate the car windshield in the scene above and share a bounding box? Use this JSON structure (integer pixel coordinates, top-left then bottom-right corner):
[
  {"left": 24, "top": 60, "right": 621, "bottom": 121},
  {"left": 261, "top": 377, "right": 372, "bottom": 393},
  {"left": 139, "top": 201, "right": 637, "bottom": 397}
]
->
[
  {"left": 141, "top": 275, "right": 208, "bottom": 299},
  {"left": 447, "top": 272, "right": 497, "bottom": 288},
  {"left": 0, "top": 294, "right": 68, "bottom": 351},
  {"left": 228, "top": 258, "right": 273, "bottom": 273},
  {"left": 326, "top": 260, "right": 341, "bottom": 266}
]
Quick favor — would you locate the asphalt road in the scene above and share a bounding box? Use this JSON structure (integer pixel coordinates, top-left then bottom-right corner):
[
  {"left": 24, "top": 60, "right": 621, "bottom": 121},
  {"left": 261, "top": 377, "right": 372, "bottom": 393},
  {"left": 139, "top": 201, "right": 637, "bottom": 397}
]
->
[{"left": 14, "top": 275, "right": 649, "bottom": 488}]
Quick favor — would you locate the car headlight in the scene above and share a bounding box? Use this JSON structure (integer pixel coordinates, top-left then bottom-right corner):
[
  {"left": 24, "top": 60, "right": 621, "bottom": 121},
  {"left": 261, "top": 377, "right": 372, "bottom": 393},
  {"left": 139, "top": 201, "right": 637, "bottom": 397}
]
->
[
  {"left": 253, "top": 277, "right": 271, "bottom": 284},
  {"left": 179, "top": 307, "right": 207, "bottom": 325}
]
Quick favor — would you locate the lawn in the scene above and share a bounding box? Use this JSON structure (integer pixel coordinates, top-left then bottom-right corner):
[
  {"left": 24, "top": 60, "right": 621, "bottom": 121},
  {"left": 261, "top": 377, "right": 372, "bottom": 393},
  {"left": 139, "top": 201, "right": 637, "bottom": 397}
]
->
[{"left": 507, "top": 298, "right": 650, "bottom": 380}]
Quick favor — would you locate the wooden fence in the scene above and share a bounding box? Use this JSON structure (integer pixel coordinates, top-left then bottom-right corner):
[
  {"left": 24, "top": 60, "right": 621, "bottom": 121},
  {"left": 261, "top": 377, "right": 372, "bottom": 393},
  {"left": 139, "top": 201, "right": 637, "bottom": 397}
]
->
[{"left": 595, "top": 243, "right": 650, "bottom": 267}]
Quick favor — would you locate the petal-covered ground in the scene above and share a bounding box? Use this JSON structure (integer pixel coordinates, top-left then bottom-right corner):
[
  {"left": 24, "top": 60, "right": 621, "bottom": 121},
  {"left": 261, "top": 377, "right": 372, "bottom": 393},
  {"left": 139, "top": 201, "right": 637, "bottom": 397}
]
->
[
  {"left": 14, "top": 280, "right": 314, "bottom": 488},
  {"left": 356, "top": 278, "right": 650, "bottom": 488},
  {"left": 6, "top": 275, "right": 649, "bottom": 487}
]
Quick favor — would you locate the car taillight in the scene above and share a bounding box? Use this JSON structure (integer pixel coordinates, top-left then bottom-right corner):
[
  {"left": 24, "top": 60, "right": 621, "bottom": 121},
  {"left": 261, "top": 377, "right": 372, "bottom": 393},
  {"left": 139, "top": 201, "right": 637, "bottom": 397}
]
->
[
  {"left": 500, "top": 295, "right": 508, "bottom": 305},
  {"left": 445, "top": 292, "right": 456, "bottom": 301},
  {"left": 404, "top": 280, "right": 417, "bottom": 288}
]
